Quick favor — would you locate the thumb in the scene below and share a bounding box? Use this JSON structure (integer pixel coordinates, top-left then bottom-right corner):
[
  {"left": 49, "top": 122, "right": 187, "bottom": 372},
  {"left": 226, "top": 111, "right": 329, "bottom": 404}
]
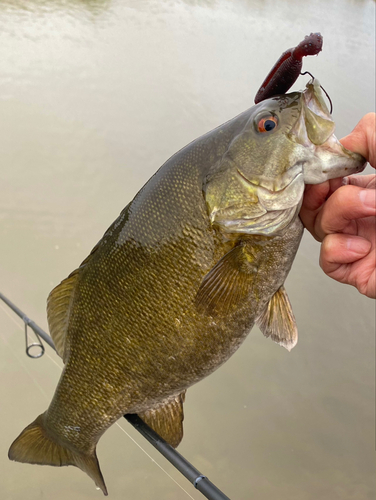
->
[{"left": 340, "top": 113, "right": 376, "bottom": 168}]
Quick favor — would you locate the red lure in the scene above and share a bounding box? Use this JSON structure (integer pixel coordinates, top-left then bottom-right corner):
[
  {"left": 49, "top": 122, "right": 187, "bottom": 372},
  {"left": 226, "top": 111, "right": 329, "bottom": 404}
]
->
[{"left": 254, "top": 33, "right": 323, "bottom": 104}]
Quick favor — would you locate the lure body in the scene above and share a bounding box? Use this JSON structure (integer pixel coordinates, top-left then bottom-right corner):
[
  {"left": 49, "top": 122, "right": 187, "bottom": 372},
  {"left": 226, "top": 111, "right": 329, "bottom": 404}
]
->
[{"left": 254, "top": 33, "right": 323, "bottom": 103}]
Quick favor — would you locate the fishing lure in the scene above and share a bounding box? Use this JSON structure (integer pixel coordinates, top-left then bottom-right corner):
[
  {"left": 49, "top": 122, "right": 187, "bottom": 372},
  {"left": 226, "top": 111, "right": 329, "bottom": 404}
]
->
[{"left": 254, "top": 32, "right": 323, "bottom": 103}]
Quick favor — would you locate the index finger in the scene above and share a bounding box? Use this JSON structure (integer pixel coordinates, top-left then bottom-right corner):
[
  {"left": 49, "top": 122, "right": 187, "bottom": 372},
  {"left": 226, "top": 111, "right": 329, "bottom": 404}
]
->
[
  {"left": 345, "top": 174, "right": 376, "bottom": 189},
  {"left": 314, "top": 184, "right": 376, "bottom": 240}
]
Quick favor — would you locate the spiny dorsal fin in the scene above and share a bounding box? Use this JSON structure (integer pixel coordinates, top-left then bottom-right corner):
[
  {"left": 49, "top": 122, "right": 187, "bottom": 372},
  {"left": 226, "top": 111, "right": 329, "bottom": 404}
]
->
[
  {"left": 46, "top": 205, "right": 129, "bottom": 359},
  {"left": 9, "top": 412, "right": 107, "bottom": 495},
  {"left": 46, "top": 240, "right": 102, "bottom": 360},
  {"left": 47, "top": 269, "right": 80, "bottom": 360},
  {"left": 256, "top": 285, "right": 298, "bottom": 351},
  {"left": 138, "top": 392, "right": 186, "bottom": 448},
  {"left": 195, "top": 244, "right": 257, "bottom": 316}
]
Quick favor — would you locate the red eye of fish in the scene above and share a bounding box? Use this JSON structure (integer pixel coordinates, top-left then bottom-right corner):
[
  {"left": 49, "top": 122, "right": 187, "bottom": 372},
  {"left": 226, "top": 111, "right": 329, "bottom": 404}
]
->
[{"left": 257, "top": 115, "right": 278, "bottom": 133}]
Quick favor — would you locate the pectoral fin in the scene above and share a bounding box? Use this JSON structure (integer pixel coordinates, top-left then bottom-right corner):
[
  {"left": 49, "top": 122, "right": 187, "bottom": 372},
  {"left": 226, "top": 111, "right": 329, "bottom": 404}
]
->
[
  {"left": 195, "top": 244, "right": 257, "bottom": 316},
  {"left": 256, "top": 286, "right": 298, "bottom": 351},
  {"left": 137, "top": 392, "right": 186, "bottom": 448}
]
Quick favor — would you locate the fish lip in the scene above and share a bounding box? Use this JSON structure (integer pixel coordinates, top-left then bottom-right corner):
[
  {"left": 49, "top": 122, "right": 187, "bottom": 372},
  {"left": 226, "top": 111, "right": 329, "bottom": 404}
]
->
[
  {"left": 303, "top": 79, "right": 332, "bottom": 120},
  {"left": 215, "top": 204, "right": 299, "bottom": 235},
  {"left": 302, "top": 134, "right": 367, "bottom": 183},
  {"left": 236, "top": 162, "right": 304, "bottom": 194}
]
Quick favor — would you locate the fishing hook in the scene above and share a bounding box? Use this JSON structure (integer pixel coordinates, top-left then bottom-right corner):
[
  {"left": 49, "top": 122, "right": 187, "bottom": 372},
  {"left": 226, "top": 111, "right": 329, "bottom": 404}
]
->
[{"left": 300, "top": 71, "right": 333, "bottom": 114}]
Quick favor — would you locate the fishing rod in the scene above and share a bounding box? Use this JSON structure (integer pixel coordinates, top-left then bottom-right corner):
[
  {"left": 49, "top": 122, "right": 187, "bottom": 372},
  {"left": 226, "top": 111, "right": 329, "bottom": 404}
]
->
[{"left": 0, "top": 292, "right": 231, "bottom": 500}]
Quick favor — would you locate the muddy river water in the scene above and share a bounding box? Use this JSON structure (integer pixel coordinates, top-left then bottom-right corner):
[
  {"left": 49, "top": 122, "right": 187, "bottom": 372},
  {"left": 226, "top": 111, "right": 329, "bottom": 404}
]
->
[{"left": 0, "top": 1, "right": 375, "bottom": 499}]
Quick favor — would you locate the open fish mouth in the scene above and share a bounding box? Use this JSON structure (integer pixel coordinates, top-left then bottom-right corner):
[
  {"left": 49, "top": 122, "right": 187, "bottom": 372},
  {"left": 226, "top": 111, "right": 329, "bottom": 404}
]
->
[{"left": 295, "top": 79, "right": 367, "bottom": 182}]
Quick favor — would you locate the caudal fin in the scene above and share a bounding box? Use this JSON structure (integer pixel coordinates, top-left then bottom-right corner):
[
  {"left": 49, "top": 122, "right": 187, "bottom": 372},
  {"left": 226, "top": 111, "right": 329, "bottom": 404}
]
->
[{"left": 8, "top": 413, "right": 108, "bottom": 495}]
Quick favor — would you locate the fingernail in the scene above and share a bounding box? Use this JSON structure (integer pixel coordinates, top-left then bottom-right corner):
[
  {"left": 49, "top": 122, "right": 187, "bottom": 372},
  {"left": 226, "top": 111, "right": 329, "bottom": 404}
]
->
[
  {"left": 346, "top": 237, "right": 371, "bottom": 254},
  {"left": 359, "top": 189, "right": 376, "bottom": 208},
  {"left": 342, "top": 177, "right": 349, "bottom": 186}
]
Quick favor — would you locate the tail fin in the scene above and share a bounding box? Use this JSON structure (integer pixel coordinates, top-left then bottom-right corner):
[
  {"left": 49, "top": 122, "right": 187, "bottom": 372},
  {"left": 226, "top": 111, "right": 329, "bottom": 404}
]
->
[{"left": 8, "top": 413, "right": 107, "bottom": 495}]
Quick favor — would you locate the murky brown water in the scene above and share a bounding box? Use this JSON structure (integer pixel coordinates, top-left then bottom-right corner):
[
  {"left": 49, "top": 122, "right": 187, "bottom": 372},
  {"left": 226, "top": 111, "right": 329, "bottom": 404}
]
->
[{"left": 0, "top": 1, "right": 375, "bottom": 499}]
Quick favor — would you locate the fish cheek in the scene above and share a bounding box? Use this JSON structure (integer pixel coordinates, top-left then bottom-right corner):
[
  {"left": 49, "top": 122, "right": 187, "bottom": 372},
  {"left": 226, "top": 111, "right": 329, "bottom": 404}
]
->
[{"left": 204, "top": 159, "right": 258, "bottom": 219}]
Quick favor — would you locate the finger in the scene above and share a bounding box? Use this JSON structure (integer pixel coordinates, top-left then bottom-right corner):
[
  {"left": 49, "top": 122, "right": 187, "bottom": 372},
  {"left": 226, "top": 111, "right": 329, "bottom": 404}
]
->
[
  {"left": 315, "top": 185, "right": 376, "bottom": 240},
  {"left": 301, "top": 182, "right": 330, "bottom": 211},
  {"left": 299, "top": 182, "right": 330, "bottom": 239},
  {"left": 300, "top": 178, "right": 352, "bottom": 239},
  {"left": 340, "top": 112, "right": 376, "bottom": 168},
  {"left": 328, "top": 177, "right": 346, "bottom": 194},
  {"left": 319, "top": 233, "right": 372, "bottom": 276},
  {"left": 345, "top": 174, "right": 376, "bottom": 189}
]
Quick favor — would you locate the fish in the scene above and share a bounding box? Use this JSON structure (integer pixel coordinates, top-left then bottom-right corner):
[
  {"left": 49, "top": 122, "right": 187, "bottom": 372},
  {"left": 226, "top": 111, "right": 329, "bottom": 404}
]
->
[{"left": 8, "top": 79, "right": 366, "bottom": 495}]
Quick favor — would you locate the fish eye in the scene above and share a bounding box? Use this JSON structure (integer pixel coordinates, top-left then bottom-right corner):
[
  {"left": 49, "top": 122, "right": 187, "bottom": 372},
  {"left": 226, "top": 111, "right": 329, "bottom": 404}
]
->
[{"left": 256, "top": 115, "right": 278, "bottom": 133}]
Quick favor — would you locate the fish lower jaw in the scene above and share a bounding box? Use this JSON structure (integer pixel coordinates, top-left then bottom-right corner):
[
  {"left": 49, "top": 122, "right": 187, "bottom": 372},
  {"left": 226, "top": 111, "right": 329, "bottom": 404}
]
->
[
  {"left": 302, "top": 135, "right": 367, "bottom": 184},
  {"left": 303, "top": 152, "right": 367, "bottom": 184}
]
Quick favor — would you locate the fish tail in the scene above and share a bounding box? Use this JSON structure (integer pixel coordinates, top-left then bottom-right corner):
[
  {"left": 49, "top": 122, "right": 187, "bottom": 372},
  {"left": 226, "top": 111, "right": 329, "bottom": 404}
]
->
[{"left": 8, "top": 413, "right": 108, "bottom": 496}]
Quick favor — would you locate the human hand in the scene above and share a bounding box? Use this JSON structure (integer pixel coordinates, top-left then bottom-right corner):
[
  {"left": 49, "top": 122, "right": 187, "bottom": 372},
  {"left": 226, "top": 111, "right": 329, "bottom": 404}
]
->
[{"left": 300, "top": 112, "right": 376, "bottom": 298}]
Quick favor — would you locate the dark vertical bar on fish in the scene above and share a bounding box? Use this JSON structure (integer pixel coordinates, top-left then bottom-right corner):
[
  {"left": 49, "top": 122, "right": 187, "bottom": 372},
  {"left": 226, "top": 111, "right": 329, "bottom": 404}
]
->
[{"left": 0, "top": 292, "right": 232, "bottom": 500}]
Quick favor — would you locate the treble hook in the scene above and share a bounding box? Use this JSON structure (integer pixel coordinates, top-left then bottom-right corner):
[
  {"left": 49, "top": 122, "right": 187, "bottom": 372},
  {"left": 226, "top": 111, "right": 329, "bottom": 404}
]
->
[
  {"left": 23, "top": 315, "right": 45, "bottom": 358},
  {"left": 300, "top": 71, "right": 333, "bottom": 115}
]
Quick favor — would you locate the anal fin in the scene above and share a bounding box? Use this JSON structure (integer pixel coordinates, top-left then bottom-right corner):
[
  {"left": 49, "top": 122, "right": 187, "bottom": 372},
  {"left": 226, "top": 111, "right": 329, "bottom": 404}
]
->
[
  {"left": 256, "top": 285, "right": 298, "bottom": 351},
  {"left": 138, "top": 392, "right": 186, "bottom": 448}
]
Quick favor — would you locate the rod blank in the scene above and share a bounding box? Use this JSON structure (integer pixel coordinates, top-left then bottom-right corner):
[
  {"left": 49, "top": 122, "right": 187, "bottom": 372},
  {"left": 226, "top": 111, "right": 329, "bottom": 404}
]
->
[{"left": 124, "top": 414, "right": 230, "bottom": 500}]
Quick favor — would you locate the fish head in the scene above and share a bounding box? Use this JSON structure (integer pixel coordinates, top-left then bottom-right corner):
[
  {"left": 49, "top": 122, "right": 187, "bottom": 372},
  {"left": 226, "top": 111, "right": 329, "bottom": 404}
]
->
[{"left": 205, "top": 79, "right": 366, "bottom": 236}]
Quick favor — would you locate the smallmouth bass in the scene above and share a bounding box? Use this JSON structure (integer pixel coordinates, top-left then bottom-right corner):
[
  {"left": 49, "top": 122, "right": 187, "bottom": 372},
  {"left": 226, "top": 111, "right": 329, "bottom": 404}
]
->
[{"left": 9, "top": 80, "right": 366, "bottom": 495}]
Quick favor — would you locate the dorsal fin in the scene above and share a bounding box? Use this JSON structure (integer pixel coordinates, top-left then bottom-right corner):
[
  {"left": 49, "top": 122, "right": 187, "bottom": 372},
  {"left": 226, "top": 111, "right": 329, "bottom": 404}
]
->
[
  {"left": 47, "top": 269, "right": 79, "bottom": 360},
  {"left": 47, "top": 240, "right": 102, "bottom": 360},
  {"left": 137, "top": 392, "right": 186, "bottom": 448},
  {"left": 256, "top": 285, "right": 298, "bottom": 351}
]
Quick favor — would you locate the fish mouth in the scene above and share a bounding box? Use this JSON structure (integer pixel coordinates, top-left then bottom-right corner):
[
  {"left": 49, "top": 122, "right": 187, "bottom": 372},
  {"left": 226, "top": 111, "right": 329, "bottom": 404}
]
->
[
  {"left": 303, "top": 134, "right": 367, "bottom": 183},
  {"left": 294, "top": 79, "right": 367, "bottom": 182},
  {"left": 210, "top": 166, "right": 304, "bottom": 236}
]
